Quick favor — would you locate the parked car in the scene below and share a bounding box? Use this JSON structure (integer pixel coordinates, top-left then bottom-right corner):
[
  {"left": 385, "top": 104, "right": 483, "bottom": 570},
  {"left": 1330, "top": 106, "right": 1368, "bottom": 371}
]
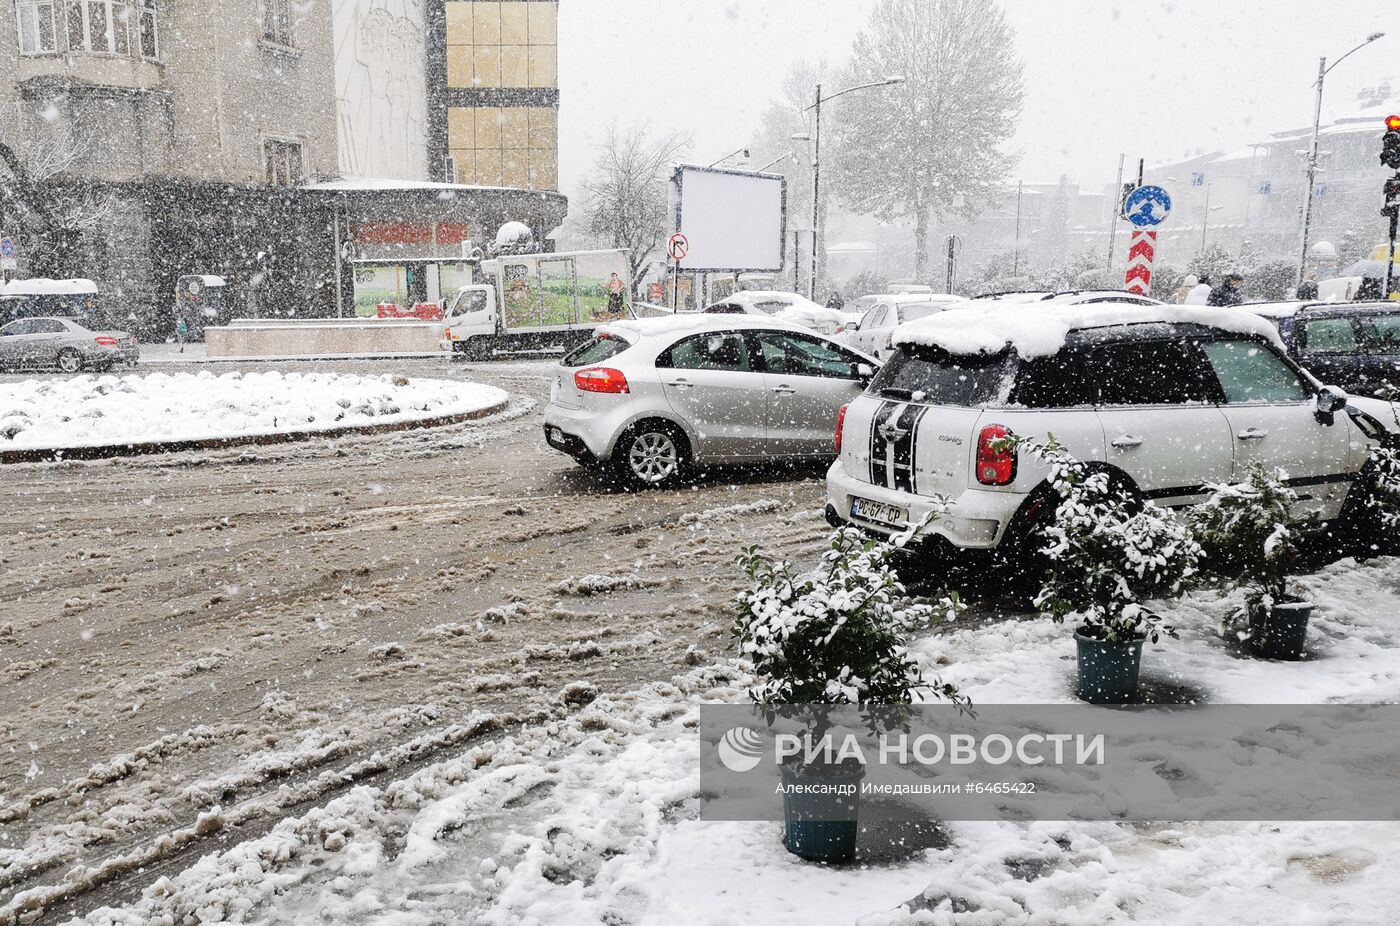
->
[
  {"left": 0, "top": 278, "right": 105, "bottom": 328},
  {"left": 1249, "top": 301, "right": 1400, "bottom": 398},
  {"left": 543, "top": 315, "right": 880, "bottom": 488},
  {"left": 703, "top": 291, "right": 846, "bottom": 335},
  {"left": 1038, "top": 290, "right": 1163, "bottom": 306},
  {"left": 844, "top": 295, "right": 966, "bottom": 359},
  {"left": 826, "top": 304, "right": 1398, "bottom": 560},
  {"left": 0, "top": 316, "right": 139, "bottom": 373}
]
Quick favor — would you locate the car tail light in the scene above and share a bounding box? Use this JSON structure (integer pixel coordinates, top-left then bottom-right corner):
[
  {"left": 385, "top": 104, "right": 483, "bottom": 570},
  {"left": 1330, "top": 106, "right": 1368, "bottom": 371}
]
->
[
  {"left": 94, "top": 336, "right": 119, "bottom": 346},
  {"left": 574, "top": 367, "right": 629, "bottom": 394},
  {"left": 976, "top": 424, "right": 1016, "bottom": 486},
  {"left": 834, "top": 404, "right": 849, "bottom": 453}
]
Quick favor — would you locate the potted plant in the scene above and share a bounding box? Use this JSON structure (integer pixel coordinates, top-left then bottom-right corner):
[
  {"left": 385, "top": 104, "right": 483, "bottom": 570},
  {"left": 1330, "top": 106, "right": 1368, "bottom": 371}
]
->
[
  {"left": 1192, "top": 463, "right": 1321, "bottom": 660},
  {"left": 1013, "top": 436, "right": 1202, "bottom": 703},
  {"left": 732, "top": 527, "right": 965, "bottom": 863}
]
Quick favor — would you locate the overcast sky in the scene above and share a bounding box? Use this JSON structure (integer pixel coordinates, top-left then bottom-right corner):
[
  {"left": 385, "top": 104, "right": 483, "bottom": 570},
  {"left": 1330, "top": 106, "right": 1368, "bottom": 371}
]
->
[{"left": 557, "top": 0, "right": 1396, "bottom": 197}]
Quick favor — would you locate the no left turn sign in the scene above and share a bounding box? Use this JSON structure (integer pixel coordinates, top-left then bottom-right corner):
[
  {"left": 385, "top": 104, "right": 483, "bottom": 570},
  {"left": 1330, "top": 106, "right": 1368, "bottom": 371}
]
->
[{"left": 667, "top": 233, "right": 689, "bottom": 261}]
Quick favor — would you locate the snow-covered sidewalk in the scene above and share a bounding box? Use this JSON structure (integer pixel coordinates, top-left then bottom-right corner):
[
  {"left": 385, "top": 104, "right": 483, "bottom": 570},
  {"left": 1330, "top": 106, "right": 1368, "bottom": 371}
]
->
[
  {"left": 57, "top": 556, "right": 1400, "bottom": 926},
  {"left": 0, "top": 371, "right": 507, "bottom": 452}
]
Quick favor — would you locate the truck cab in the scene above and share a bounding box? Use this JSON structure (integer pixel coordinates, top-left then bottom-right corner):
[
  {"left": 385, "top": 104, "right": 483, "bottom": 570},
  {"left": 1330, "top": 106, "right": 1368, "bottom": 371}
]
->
[{"left": 442, "top": 285, "right": 499, "bottom": 356}]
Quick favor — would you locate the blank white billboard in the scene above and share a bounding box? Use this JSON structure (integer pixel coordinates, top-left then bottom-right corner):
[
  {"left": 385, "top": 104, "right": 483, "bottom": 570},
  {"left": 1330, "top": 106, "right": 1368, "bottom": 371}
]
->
[{"left": 670, "top": 165, "right": 786, "bottom": 272}]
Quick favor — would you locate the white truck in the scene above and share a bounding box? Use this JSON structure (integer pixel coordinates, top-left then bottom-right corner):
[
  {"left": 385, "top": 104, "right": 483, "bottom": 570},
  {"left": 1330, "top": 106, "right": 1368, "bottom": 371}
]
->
[{"left": 442, "top": 248, "right": 659, "bottom": 359}]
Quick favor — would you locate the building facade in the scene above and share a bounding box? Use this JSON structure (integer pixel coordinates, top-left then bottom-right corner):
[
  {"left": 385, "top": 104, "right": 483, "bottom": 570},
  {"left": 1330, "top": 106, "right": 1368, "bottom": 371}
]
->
[{"left": 0, "top": 0, "right": 565, "bottom": 335}]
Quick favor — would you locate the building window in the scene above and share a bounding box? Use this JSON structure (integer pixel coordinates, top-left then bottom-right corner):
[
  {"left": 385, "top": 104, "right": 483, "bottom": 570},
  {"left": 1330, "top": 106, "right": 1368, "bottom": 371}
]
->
[
  {"left": 46, "top": 0, "right": 156, "bottom": 59},
  {"left": 262, "top": 0, "right": 292, "bottom": 46},
  {"left": 264, "top": 140, "right": 304, "bottom": 187},
  {"left": 136, "top": 0, "right": 156, "bottom": 58},
  {"left": 17, "top": 1, "right": 58, "bottom": 53}
]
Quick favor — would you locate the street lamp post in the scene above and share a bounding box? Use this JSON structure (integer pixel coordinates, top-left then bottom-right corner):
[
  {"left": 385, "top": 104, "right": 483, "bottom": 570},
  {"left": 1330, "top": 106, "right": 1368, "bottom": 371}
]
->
[
  {"left": 1296, "top": 32, "right": 1385, "bottom": 289},
  {"left": 805, "top": 75, "right": 905, "bottom": 300},
  {"left": 1201, "top": 181, "right": 1212, "bottom": 253}
]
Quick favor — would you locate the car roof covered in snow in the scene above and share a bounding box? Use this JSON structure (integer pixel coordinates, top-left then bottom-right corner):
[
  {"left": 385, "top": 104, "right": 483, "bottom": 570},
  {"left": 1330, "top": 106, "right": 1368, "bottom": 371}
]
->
[
  {"left": 1, "top": 278, "right": 99, "bottom": 296},
  {"left": 1245, "top": 300, "right": 1398, "bottom": 319},
  {"left": 892, "top": 304, "right": 1285, "bottom": 358},
  {"left": 593, "top": 312, "right": 809, "bottom": 342}
]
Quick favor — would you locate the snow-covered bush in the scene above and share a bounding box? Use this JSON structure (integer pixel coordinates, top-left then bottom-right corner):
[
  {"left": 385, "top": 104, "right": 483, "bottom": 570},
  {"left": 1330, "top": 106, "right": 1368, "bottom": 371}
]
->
[
  {"left": 1191, "top": 462, "right": 1319, "bottom": 640},
  {"left": 1368, "top": 446, "right": 1400, "bottom": 532},
  {"left": 1013, "top": 436, "right": 1201, "bottom": 644},
  {"left": 732, "top": 528, "right": 967, "bottom": 715}
]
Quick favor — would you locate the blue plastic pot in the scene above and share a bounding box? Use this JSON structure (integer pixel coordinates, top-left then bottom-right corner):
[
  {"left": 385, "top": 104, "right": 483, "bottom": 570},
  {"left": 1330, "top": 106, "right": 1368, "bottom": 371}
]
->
[
  {"left": 781, "top": 760, "right": 865, "bottom": 863},
  {"left": 1074, "top": 629, "right": 1145, "bottom": 704},
  {"left": 1250, "top": 599, "right": 1312, "bottom": 660}
]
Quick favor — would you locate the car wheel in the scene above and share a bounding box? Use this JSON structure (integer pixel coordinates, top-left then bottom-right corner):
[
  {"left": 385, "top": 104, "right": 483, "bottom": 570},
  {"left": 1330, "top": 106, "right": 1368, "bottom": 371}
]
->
[
  {"left": 612, "top": 423, "right": 687, "bottom": 489},
  {"left": 57, "top": 349, "right": 84, "bottom": 374}
]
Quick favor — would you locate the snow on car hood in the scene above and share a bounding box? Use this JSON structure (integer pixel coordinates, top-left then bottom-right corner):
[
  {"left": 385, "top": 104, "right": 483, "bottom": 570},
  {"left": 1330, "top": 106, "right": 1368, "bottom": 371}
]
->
[
  {"left": 775, "top": 304, "right": 845, "bottom": 326},
  {"left": 892, "top": 304, "right": 1286, "bottom": 357}
]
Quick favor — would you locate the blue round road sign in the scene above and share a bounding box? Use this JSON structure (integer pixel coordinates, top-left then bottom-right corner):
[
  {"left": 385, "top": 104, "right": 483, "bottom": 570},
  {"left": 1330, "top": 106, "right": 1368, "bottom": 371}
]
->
[
  {"left": 0, "top": 237, "right": 16, "bottom": 259},
  {"left": 1123, "top": 185, "right": 1172, "bottom": 227}
]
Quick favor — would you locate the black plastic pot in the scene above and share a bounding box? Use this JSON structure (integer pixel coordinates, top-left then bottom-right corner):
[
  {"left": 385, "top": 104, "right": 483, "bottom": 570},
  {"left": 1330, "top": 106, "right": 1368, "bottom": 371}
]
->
[
  {"left": 781, "top": 759, "right": 865, "bottom": 863},
  {"left": 1249, "top": 598, "right": 1313, "bottom": 660},
  {"left": 1074, "top": 629, "right": 1145, "bottom": 704}
]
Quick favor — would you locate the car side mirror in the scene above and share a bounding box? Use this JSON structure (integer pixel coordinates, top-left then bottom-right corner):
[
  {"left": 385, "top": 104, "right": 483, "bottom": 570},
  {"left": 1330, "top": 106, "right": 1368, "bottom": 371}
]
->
[
  {"left": 851, "top": 362, "right": 876, "bottom": 382},
  {"left": 1316, "top": 385, "right": 1348, "bottom": 425},
  {"left": 849, "top": 321, "right": 861, "bottom": 331}
]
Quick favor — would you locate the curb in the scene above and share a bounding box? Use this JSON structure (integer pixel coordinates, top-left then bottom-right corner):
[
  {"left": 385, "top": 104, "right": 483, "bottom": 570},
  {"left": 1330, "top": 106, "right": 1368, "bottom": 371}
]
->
[{"left": 1, "top": 397, "right": 511, "bottom": 465}]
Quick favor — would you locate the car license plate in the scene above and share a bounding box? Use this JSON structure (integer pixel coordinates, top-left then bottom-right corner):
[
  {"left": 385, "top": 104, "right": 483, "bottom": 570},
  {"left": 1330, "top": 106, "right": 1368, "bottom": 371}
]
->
[{"left": 850, "top": 497, "right": 906, "bottom": 528}]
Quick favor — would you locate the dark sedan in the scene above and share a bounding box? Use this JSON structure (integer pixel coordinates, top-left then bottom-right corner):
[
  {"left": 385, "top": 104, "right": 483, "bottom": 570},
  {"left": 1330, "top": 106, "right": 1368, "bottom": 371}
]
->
[
  {"left": 0, "top": 316, "right": 140, "bottom": 373},
  {"left": 1253, "top": 301, "right": 1400, "bottom": 398}
]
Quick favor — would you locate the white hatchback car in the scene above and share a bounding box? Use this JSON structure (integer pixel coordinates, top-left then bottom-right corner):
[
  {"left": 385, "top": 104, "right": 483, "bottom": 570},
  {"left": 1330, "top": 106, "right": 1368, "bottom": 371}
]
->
[
  {"left": 544, "top": 315, "right": 880, "bottom": 487},
  {"left": 704, "top": 291, "right": 847, "bottom": 335},
  {"left": 844, "top": 294, "right": 967, "bottom": 359},
  {"left": 826, "top": 304, "right": 1400, "bottom": 557}
]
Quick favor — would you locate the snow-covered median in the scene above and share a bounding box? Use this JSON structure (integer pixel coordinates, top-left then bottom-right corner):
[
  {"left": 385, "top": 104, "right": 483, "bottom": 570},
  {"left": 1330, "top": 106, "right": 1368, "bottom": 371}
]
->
[{"left": 0, "top": 371, "right": 508, "bottom": 452}]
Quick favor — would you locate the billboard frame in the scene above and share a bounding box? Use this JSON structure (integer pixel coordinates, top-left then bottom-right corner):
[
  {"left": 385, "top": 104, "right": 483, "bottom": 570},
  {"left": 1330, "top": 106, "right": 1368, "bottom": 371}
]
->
[{"left": 669, "top": 163, "right": 787, "bottom": 274}]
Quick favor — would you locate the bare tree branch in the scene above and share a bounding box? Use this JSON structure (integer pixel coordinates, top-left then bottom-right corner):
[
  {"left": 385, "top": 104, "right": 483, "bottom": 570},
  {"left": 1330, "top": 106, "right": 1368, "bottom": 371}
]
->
[{"left": 578, "top": 124, "right": 690, "bottom": 299}]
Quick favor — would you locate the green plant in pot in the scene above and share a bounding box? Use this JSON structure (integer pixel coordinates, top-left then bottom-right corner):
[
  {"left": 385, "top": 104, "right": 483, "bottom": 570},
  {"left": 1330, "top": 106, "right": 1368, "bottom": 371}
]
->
[
  {"left": 1192, "top": 463, "right": 1321, "bottom": 660},
  {"left": 732, "top": 526, "right": 966, "bottom": 864},
  {"left": 1011, "top": 436, "right": 1202, "bottom": 703}
]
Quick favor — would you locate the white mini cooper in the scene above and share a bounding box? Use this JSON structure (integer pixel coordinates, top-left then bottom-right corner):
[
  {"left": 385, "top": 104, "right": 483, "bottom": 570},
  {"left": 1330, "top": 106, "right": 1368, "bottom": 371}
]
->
[{"left": 826, "top": 305, "right": 1400, "bottom": 558}]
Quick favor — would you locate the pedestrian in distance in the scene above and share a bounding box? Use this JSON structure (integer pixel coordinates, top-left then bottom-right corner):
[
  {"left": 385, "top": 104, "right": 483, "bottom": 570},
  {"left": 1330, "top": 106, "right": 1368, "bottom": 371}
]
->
[
  {"left": 606, "top": 272, "right": 625, "bottom": 315},
  {"left": 825, "top": 291, "right": 845, "bottom": 311},
  {"left": 1175, "top": 274, "right": 1199, "bottom": 304},
  {"left": 1355, "top": 275, "right": 1383, "bottom": 301},
  {"left": 1297, "top": 270, "right": 1319, "bottom": 301},
  {"left": 175, "top": 314, "right": 189, "bottom": 354},
  {"left": 1207, "top": 272, "right": 1245, "bottom": 307},
  {"left": 1184, "top": 274, "right": 1213, "bottom": 305}
]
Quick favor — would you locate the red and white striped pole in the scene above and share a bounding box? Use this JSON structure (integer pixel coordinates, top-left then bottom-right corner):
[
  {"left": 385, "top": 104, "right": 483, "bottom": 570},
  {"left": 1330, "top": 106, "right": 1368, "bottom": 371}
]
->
[{"left": 1124, "top": 230, "right": 1157, "bottom": 295}]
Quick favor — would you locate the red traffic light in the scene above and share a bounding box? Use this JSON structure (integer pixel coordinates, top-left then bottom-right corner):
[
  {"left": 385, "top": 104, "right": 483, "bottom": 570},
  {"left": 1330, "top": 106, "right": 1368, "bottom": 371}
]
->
[{"left": 1387, "top": 114, "right": 1400, "bottom": 132}]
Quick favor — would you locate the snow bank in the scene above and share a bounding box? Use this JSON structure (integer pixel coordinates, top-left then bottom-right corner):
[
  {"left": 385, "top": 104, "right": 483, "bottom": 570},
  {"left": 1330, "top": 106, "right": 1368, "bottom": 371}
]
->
[
  {"left": 0, "top": 371, "right": 507, "bottom": 451},
  {"left": 893, "top": 304, "right": 1286, "bottom": 358}
]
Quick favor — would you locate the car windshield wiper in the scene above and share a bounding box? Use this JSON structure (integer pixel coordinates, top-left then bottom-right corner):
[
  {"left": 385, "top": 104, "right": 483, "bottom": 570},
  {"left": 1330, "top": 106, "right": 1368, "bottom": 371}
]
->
[{"left": 878, "top": 387, "right": 915, "bottom": 400}]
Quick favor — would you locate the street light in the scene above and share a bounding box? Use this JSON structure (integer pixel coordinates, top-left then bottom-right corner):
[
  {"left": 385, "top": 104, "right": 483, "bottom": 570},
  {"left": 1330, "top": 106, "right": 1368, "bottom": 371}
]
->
[
  {"left": 708, "top": 147, "right": 750, "bottom": 169},
  {"left": 1296, "top": 31, "right": 1385, "bottom": 287},
  {"left": 804, "top": 75, "right": 905, "bottom": 299}
]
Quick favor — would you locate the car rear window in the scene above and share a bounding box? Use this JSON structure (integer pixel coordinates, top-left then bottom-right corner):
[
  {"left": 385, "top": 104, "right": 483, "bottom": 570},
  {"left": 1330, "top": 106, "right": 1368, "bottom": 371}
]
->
[
  {"left": 561, "top": 333, "right": 632, "bottom": 367},
  {"left": 870, "top": 346, "right": 1015, "bottom": 407}
]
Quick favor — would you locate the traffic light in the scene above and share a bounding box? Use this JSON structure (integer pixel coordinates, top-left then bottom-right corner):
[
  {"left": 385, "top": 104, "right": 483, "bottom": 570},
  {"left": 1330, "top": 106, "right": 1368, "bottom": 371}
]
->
[
  {"left": 1385, "top": 176, "right": 1400, "bottom": 218},
  {"left": 1382, "top": 114, "right": 1400, "bottom": 169}
]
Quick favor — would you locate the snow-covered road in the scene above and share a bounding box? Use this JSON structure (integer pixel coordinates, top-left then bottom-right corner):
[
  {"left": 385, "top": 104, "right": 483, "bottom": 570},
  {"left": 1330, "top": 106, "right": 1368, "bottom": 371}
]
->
[
  {"left": 49, "top": 554, "right": 1400, "bottom": 926},
  {"left": 0, "top": 358, "right": 845, "bottom": 924}
]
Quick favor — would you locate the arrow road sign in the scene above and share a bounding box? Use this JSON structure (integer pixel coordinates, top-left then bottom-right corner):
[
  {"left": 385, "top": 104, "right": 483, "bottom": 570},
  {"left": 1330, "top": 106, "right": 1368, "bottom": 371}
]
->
[
  {"left": 1123, "top": 185, "right": 1172, "bottom": 228},
  {"left": 667, "top": 233, "right": 689, "bottom": 261}
]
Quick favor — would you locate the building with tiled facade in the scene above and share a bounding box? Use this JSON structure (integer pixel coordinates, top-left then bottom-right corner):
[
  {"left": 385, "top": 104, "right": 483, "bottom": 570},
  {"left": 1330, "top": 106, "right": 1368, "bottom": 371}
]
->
[{"left": 0, "top": 0, "right": 566, "bottom": 333}]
